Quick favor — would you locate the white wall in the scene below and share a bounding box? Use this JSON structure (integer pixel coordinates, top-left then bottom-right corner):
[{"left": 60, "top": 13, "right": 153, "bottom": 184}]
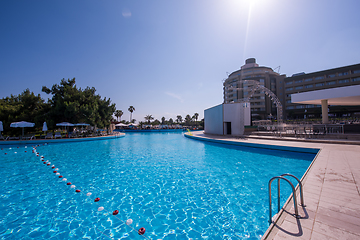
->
[
  {"left": 224, "top": 103, "right": 244, "bottom": 136},
  {"left": 204, "top": 104, "right": 223, "bottom": 135},
  {"left": 243, "top": 102, "right": 251, "bottom": 126}
]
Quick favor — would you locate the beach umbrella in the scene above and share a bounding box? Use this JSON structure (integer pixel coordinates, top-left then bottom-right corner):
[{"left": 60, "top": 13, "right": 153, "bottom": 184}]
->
[
  {"left": 10, "top": 121, "right": 35, "bottom": 138},
  {"left": 75, "top": 123, "right": 90, "bottom": 132},
  {"left": 56, "top": 122, "right": 75, "bottom": 127},
  {"left": 115, "top": 123, "right": 128, "bottom": 127},
  {"left": 56, "top": 122, "right": 75, "bottom": 136},
  {"left": 42, "top": 122, "right": 48, "bottom": 132},
  {"left": 75, "top": 123, "right": 90, "bottom": 126}
]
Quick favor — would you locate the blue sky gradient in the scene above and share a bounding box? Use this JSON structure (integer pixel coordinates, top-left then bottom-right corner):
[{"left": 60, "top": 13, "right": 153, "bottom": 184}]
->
[{"left": 1, "top": 0, "right": 360, "bottom": 122}]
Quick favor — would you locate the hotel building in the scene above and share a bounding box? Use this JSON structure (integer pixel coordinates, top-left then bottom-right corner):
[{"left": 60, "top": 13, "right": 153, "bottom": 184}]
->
[
  {"left": 284, "top": 64, "right": 360, "bottom": 119},
  {"left": 223, "top": 58, "right": 285, "bottom": 120},
  {"left": 223, "top": 59, "right": 360, "bottom": 121}
]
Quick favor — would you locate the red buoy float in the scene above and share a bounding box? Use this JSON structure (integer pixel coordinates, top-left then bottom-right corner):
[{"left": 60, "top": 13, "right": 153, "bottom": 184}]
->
[
  {"left": 47, "top": 164, "right": 50, "bottom": 166},
  {"left": 53, "top": 171, "right": 57, "bottom": 173},
  {"left": 59, "top": 175, "right": 63, "bottom": 178},
  {"left": 76, "top": 189, "right": 81, "bottom": 193},
  {"left": 67, "top": 182, "right": 72, "bottom": 185},
  {"left": 138, "top": 227, "right": 146, "bottom": 235},
  {"left": 112, "top": 210, "right": 119, "bottom": 215},
  {"left": 94, "top": 197, "right": 100, "bottom": 202},
  {"left": 52, "top": 166, "right": 55, "bottom": 169}
]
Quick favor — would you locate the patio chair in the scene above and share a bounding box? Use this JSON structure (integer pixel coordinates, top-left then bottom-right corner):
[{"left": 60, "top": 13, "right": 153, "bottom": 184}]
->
[
  {"left": 54, "top": 132, "right": 62, "bottom": 138},
  {"left": 45, "top": 132, "right": 53, "bottom": 139},
  {"left": 23, "top": 134, "right": 35, "bottom": 140}
]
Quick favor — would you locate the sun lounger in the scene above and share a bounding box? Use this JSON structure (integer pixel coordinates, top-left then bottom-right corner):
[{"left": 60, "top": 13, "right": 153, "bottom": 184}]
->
[
  {"left": 24, "top": 134, "right": 35, "bottom": 140},
  {"left": 54, "top": 132, "right": 62, "bottom": 138},
  {"left": 45, "top": 133, "right": 53, "bottom": 139}
]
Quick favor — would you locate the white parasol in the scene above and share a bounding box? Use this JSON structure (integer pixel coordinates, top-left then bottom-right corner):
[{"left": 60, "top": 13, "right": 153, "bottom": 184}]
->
[
  {"left": 42, "top": 122, "right": 48, "bottom": 132},
  {"left": 56, "top": 122, "right": 75, "bottom": 127},
  {"left": 10, "top": 121, "right": 35, "bottom": 138}
]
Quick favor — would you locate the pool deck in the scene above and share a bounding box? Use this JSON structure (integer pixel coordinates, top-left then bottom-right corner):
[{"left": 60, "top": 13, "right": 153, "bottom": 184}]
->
[{"left": 185, "top": 131, "right": 360, "bottom": 240}]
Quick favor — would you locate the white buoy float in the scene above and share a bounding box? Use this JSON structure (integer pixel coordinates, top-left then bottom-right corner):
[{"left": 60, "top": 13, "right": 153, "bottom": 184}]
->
[
  {"left": 126, "top": 219, "right": 133, "bottom": 225},
  {"left": 86, "top": 192, "right": 92, "bottom": 196},
  {"left": 98, "top": 207, "right": 104, "bottom": 211}
]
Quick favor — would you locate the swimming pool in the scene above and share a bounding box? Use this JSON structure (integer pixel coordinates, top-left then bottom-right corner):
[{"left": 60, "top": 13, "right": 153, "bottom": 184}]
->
[{"left": 0, "top": 132, "right": 316, "bottom": 239}]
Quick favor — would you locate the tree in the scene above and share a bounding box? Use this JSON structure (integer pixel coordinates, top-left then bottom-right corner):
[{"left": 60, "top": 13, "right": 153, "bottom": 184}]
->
[
  {"left": 161, "top": 117, "right": 165, "bottom": 125},
  {"left": 144, "top": 115, "right": 154, "bottom": 123},
  {"left": 176, "top": 115, "right": 182, "bottom": 124},
  {"left": 42, "top": 78, "right": 116, "bottom": 129},
  {"left": 0, "top": 89, "right": 50, "bottom": 134},
  {"left": 193, "top": 113, "right": 199, "bottom": 123},
  {"left": 115, "top": 110, "right": 123, "bottom": 122},
  {"left": 128, "top": 106, "right": 135, "bottom": 122},
  {"left": 168, "top": 118, "right": 174, "bottom": 124},
  {"left": 185, "top": 114, "right": 192, "bottom": 125}
]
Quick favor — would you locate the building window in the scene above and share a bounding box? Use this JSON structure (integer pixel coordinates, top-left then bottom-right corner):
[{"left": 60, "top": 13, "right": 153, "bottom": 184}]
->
[
  {"left": 327, "top": 74, "right": 336, "bottom": 78},
  {"left": 353, "top": 69, "right": 360, "bottom": 74},
  {"left": 286, "top": 87, "right": 293, "bottom": 91},
  {"left": 295, "top": 86, "right": 303, "bottom": 90},
  {"left": 305, "top": 84, "right": 313, "bottom": 88},
  {"left": 286, "top": 81, "right": 293, "bottom": 85},
  {"left": 304, "top": 78, "right": 312, "bottom": 82},
  {"left": 286, "top": 106, "right": 294, "bottom": 110},
  {"left": 315, "top": 83, "right": 325, "bottom": 87},
  {"left": 327, "top": 81, "right": 336, "bottom": 85},
  {"left": 259, "top": 79, "right": 265, "bottom": 83},
  {"left": 296, "top": 105, "right": 305, "bottom": 109},
  {"left": 295, "top": 80, "right": 303, "bottom": 83},
  {"left": 338, "top": 72, "right": 349, "bottom": 76},
  {"left": 286, "top": 100, "right": 292, "bottom": 103},
  {"left": 286, "top": 94, "right": 291, "bottom": 98},
  {"left": 352, "top": 77, "right": 360, "bottom": 82},
  {"left": 338, "top": 79, "right": 350, "bottom": 84},
  {"left": 315, "top": 76, "right": 324, "bottom": 80}
]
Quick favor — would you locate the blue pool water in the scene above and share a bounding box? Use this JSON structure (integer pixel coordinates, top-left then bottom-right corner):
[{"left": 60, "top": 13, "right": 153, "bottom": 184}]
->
[{"left": 0, "top": 133, "right": 316, "bottom": 239}]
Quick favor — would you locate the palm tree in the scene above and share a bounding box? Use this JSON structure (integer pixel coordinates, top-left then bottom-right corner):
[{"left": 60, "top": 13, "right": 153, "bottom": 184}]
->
[
  {"left": 144, "top": 115, "right": 154, "bottom": 123},
  {"left": 193, "top": 113, "right": 199, "bottom": 123},
  {"left": 185, "top": 114, "right": 192, "bottom": 125},
  {"left": 115, "top": 110, "right": 123, "bottom": 122},
  {"left": 128, "top": 106, "right": 135, "bottom": 122},
  {"left": 176, "top": 115, "right": 182, "bottom": 124},
  {"left": 161, "top": 116, "right": 165, "bottom": 125}
]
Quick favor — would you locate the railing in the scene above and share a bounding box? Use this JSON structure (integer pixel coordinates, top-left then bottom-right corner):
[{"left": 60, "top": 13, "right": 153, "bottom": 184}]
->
[
  {"left": 256, "top": 123, "right": 345, "bottom": 138},
  {"left": 268, "top": 174, "right": 305, "bottom": 224}
]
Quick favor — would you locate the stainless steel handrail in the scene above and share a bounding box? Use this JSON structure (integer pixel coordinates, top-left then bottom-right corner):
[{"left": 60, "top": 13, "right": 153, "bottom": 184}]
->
[
  {"left": 268, "top": 176, "right": 300, "bottom": 224},
  {"left": 280, "top": 173, "right": 305, "bottom": 207}
]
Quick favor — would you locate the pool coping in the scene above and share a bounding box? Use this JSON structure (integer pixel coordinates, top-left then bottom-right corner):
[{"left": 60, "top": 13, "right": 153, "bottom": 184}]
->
[
  {"left": 184, "top": 131, "right": 360, "bottom": 239},
  {"left": 0, "top": 133, "right": 125, "bottom": 146}
]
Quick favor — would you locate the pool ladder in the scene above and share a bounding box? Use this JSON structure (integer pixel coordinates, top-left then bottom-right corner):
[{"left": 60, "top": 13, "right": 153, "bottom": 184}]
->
[{"left": 268, "top": 174, "right": 305, "bottom": 225}]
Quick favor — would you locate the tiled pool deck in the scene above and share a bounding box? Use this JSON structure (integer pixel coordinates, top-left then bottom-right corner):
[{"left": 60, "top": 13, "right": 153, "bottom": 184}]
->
[{"left": 186, "top": 132, "right": 360, "bottom": 240}]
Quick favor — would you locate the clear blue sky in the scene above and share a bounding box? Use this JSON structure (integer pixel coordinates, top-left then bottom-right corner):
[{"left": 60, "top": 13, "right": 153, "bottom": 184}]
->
[{"left": 1, "top": 0, "right": 360, "bottom": 122}]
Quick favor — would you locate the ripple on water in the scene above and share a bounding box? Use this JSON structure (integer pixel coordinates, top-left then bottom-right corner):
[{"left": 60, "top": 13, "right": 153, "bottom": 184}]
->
[{"left": 0, "top": 133, "right": 315, "bottom": 239}]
